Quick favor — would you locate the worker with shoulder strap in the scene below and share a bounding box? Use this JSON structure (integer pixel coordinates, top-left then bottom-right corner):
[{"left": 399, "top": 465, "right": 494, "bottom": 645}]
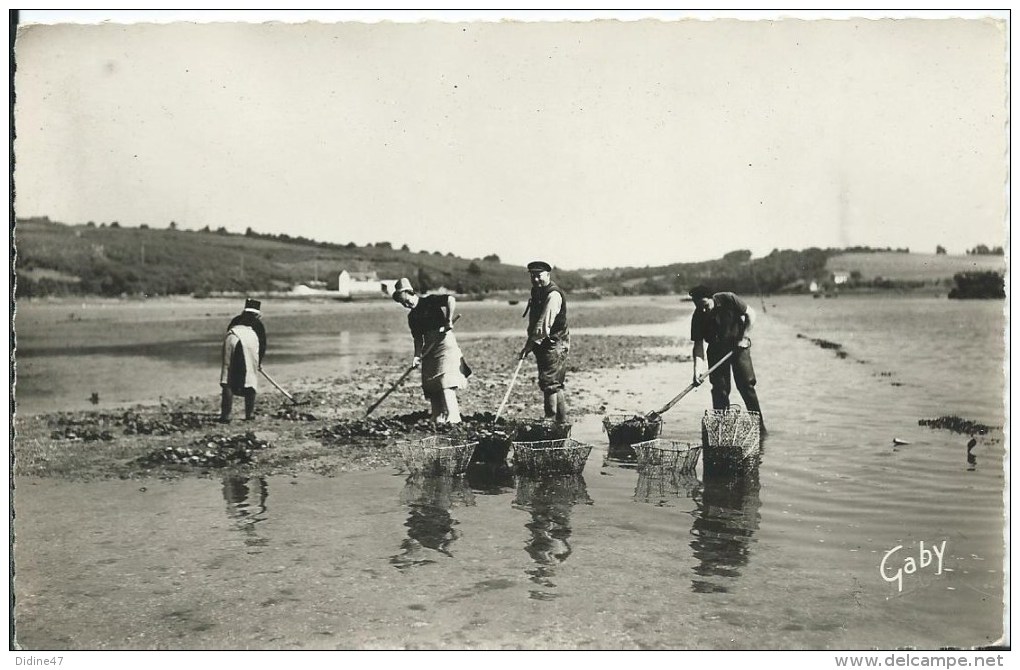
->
[
  {"left": 392, "top": 278, "right": 470, "bottom": 424},
  {"left": 518, "top": 260, "right": 570, "bottom": 424}
]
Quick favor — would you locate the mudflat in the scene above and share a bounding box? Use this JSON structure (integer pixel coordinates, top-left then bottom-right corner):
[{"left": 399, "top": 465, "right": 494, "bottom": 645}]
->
[{"left": 13, "top": 296, "right": 686, "bottom": 480}]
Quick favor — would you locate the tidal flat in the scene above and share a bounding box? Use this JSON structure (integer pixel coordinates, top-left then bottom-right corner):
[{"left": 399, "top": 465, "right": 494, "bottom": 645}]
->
[{"left": 11, "top": 294, "right": 1008, "bottom": 650}]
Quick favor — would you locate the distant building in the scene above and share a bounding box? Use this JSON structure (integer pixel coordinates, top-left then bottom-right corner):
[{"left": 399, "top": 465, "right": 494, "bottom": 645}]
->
[
  {"left": 808, "top": 280, "right": 820, "bottom": 293},
  {"left": 831, "top": 271, "right": 850, "bottom": 285},
  {"left": 337, "top": 270, "right": 398, "bottom": 299}
]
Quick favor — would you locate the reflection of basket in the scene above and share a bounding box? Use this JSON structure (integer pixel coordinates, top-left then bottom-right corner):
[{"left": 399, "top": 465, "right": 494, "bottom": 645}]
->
[
  {"left": 465, "top": 462, "right": 515, "bottom": 494},
  {"left": 701, "top": 407, "right": 761, "bottom": 474},
  {"left": 399, "top": 474, "right": 476, "bottom": 508},
  {"left": 513, "top": 473, "right": 593, "bottom": 508},
  {"left": 634, "top": 469, "right": 700, "bottom": 504},
  {"left": 632, "top": 439, "right": 701, "bottom": 473},
  {"left": 602, "top": 414, "right": 663, "bottom": 460},
  {"left": 512, "top": 438, "right": 593, "bottom": 476},
  {"left": 399, "top": 436, "right": 478, "bottom": 476}
]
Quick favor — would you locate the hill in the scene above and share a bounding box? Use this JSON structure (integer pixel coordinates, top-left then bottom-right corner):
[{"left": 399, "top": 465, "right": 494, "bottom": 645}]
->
[
  {"left": 825, "top": 252, "right": 1005, "bottom": 282},
  {"left": 13, "top": 217, "right": 588, "bottom": 298},
  {"left": 584, "top": 247, "right": 834, "bottom": 295},
  {"left": 14, "top": 218, "right": 1006, "bottom": 299},
  {"left": 584, "top": 246, "right": 1006, "bottom": 296}
]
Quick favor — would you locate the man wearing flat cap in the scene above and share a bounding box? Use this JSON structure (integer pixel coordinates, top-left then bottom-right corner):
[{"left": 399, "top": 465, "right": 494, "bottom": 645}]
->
[
  {"left": 688, "top": 285, "right": 765, "bottom": 431},
  {"left": 219, "top": 297, "right": 267, "bottom": 422},
  {"left": 519, "top": 261, "right": 570, "bottom": 423}
]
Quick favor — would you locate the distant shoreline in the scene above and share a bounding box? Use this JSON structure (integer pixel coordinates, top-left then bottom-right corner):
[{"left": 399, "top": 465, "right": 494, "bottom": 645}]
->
[{"left": 12, "top": 283, "right": 1005, "bottom": 306}]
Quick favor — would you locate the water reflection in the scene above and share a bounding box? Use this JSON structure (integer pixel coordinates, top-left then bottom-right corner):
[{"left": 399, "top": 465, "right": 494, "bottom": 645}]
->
[
  {"left": 633, "top": 468, "right": 700, "bottom": 507},
  {"left": 335, "top": 331, "right": 352, "bottom": 377},
  {"left": 465, "top": 463, "right": 515, "bottom": 495},
  {"left": 512, "top": 474, "right": 594, "bottom": 600},
  {"left": 390, "top": 475, "right": 476, "bottom": 571},
  {"left": 221, "top": 475, "right": 269, "bottom": 553},
  {"left": 689, "top": 468, "right": 762, "bottom": 594},
  {"left": 607, "top": 443, "right": 639, "bottom": 463}
]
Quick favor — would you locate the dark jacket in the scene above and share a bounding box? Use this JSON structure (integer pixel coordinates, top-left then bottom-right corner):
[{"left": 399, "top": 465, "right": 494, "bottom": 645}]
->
[
  {"left": 690, "top": 292, "right": 748, "bottom": 349},
  {"left": 408, "top": 294, "right": 451, "bottom": 355}
]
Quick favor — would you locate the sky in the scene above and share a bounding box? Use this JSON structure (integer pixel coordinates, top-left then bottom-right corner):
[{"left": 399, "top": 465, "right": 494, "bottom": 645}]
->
[{"left": 12, "top": 9, "right": 1010, "bottom": 270}]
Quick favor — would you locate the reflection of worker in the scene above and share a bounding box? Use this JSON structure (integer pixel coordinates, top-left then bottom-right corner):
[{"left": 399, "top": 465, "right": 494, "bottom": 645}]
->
[
  {"left": 392, "top": 278, "right": 470, "bottom": 424},
  {"left": 525, "top": 504, "right": 574, "bottom": 566},
  {"left": 514, "top": 476, "right": 591, "bottom": 594},
  {"left": 219, "top": 298, "right": 267, "bottom": 423},
  {"left": 688, "top": 286, "right": 765, "bottom": 431},
  {"left": 221, "top": 475, "right": 269, "bottom": 522},
  {"left": 518, "top": 261, "right": 570, "bottom": 423},
  {"left": 405, "top": 507, "right": 458, "bottom": 554},
  {"left": 689, "top": 469, "right": 761, "bottom": 593},
  {"left": 391, "top": 475, "right": 470, "bottom": 571},
  {"left": 221, "top": 475, "right": 270, "bottom": 552}
]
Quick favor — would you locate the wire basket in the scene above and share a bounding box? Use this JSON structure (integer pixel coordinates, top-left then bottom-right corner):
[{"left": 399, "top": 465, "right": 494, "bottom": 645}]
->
[
  {"left": 511, "top": 438, "right": 593, "bottom": 476},
  {"left": 399, "top": 436, "right": 478, "bottom": 476},
  {"left": 469, "top": 428, "right": 514, "bottom": 464},
  {"left": 467, "top": 420, "right": 570, "bottom": 465},
  {"left": 513, "top": 420, "right": 573, "bottom": 442},
  {"left": 701, "top": 407, "right": 761, "bottom": 474},
  {"left": 603, "top": 414, "right": 664, "bottom": 445},
  {"left": 602, "top": 414, "right": 663, "bottom": 460},
  {"left": 632, "top": 438, "right": 702, "bottom": 473}
]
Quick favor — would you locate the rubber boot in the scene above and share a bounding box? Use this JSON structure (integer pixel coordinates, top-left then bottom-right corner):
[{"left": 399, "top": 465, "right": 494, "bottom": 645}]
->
[
  {"left": 243, "top": 390, "right": 256, "bottom": 421},
  {"left": 543, "top": 391, "right": 557, "bottom": 420},
  {"left": 219, "top": 387, "right": 233, "bottom": 423},
  {"left": 554, "top": 390, "right": 568, "bottom": 424}
]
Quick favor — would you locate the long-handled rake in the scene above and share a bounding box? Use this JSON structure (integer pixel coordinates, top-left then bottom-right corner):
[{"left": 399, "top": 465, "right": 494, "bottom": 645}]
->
[
  {"left": 494, "top": 355, "right": 526, "bottom": 422},
  {"left": 260, "top": 368, "right": 311, "bottom": 406},
  {"left": 645, "top": 349, "right": 735, "bottom": 419}
]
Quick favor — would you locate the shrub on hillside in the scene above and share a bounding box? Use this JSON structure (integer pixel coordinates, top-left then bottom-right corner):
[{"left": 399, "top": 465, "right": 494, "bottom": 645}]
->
[{"left": 948, "top": 271, "right": 1005, "bottom": 299}]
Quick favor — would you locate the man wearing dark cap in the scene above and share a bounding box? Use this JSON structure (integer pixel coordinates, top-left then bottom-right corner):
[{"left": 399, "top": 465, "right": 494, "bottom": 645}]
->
[
  {"left": 219, "top": 298, "right": 267, "bottom": 422},
  {"left": 688, "top": 285, "right": 765, "bottom": 431},
  {"left": 519, "top": 261, "right": 570, "bottom": 423}
]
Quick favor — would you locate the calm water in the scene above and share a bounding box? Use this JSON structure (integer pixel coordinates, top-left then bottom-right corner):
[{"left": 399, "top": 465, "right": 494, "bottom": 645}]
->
[{"left": 12, "top": 295, "right": 1008, "bottom": 649}]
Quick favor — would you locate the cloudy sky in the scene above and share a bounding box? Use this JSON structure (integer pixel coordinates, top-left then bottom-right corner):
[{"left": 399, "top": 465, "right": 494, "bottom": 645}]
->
[{"left": 13, "top": 10, "right": 1009, "bottom": 269}]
